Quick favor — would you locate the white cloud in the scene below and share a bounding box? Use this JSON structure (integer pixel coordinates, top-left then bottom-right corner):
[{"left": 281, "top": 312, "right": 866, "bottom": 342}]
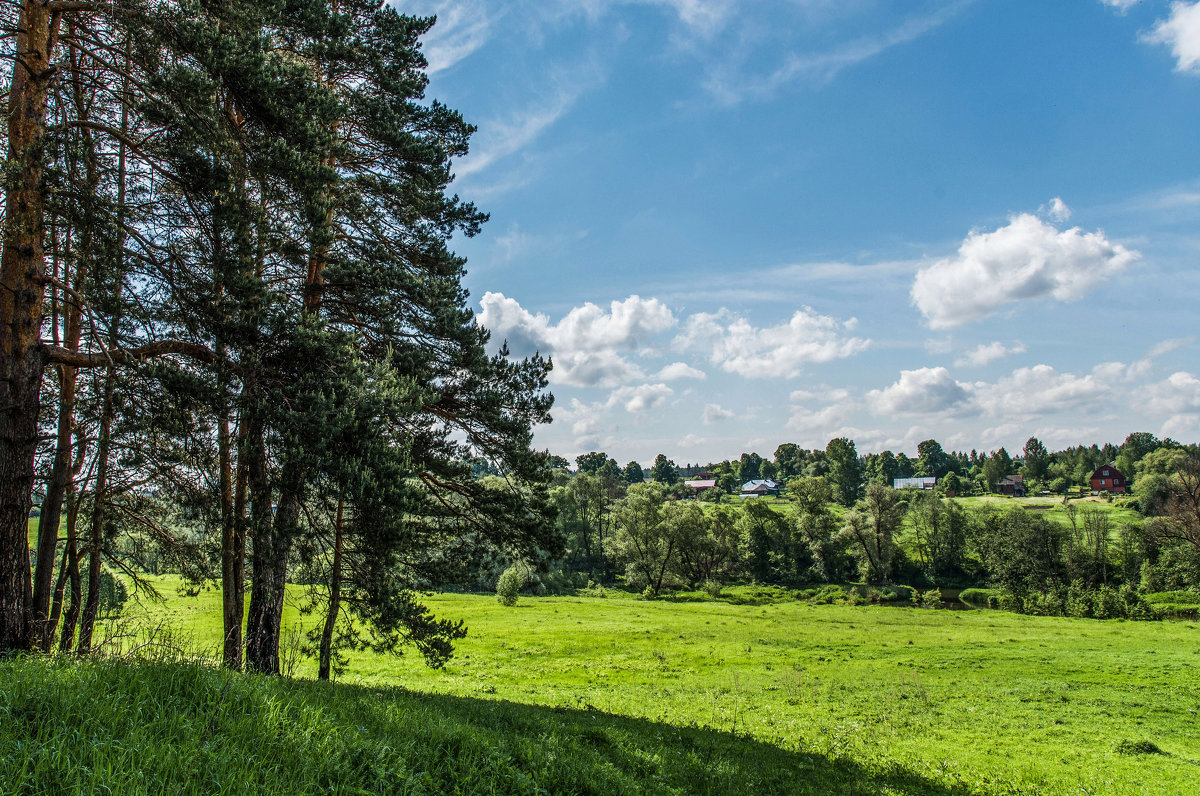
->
[
  {"left": 954, "top": 341, "right": 1027, "bottom": 367},
  {"left": 1101, "top": 0, "right": 1141, "bottom": 12},
  {"left": 677, "top": 307, "right": 868, "bottom": 378},
  {"left": 866, "top": 367, "right": 975, "bottom": 416},
  {"left": 911, "top": 211, "right": 1139, "bottom": 329},
  {"left": 702, "top": 403, "right": 734, "bottom": 424},
  {"left": 1142, "top": 369, "right": 1200, "bottom": 417},
  {"left": 608, "top": 383, "right": 674, "bottom": 413},
  {"left": 705, "top": 2, "right": 971, "bottom": 104},
  {"left": 409, "top": 1, "right": 496, "bottom": 74},
  {"left": 555, "top": 351, "right": 646, "bottom": 388},
  {"left": 973, "top": 363, "right": 1122, "bottom": 418},
  {"left": 657, "top": 361, "right": 707, "bottom": 380},
  {"left": 1042, "top": 196, "right": 1072, "bottom": 223},
  {"left": 478, "top": 292, "right": 676, "bottom": 387},
  {"left": 1144, "top": 2, "right": 1200, "bottom": 73}
]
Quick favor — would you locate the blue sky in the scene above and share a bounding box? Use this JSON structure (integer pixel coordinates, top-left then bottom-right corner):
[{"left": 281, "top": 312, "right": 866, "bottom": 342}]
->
[{"left": 404, "top": 0, "right": 1200, "bottom": 466}]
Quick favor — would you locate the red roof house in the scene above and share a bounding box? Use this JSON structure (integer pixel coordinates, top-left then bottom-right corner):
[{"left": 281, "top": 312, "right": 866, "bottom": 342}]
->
[{"left": 1090, "top": 464, "right": 1127, "bottom": 494}]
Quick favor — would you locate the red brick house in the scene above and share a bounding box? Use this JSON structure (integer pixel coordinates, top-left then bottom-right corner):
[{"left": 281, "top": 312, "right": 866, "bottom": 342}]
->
[{"left": 1090, "top": 464, "right": 1127, "bottom": 494}]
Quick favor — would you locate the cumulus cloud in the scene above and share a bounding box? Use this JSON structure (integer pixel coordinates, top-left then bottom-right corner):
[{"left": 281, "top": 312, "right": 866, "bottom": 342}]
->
[
  {"left": 1147, "top": 371, "right": 1200, "bottom": 434},
  {"left": 478, "top": 292, "right": 676, "bottom": 387},
  {"left": 973, "top": 363, "right": 1122, "bottom": 418},
  {"left": 608, "top": 383, "right": 674, "bottom": 413},
  {"left": 954, "top": 341, "right": 1027, "bottom": 367},
  {"left": 677, "top": 307, "right": 869, "bottom": 378},
  {"left": 866, "top": 367, "right": 976, "bottom": 416},
  {"left": 1144, "top": 2, "right": 1200, "bottom": 73},
  {"left": 911, "top": 211, "right": 1139, "bottom": 329},
  {"left": 657, "top": 361, "right": 707, "bottom": 380},
  {"left": 702, "top": 403, "right": 734, "bottom": 424},
  {"left": 785, "top": 387, "right": 855, "bottom": 434}
]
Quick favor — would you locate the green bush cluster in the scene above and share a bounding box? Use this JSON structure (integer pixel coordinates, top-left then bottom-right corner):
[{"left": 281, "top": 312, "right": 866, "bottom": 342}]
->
[{"left": 997, "top": 582, "right": 1157, "bottom": 620}]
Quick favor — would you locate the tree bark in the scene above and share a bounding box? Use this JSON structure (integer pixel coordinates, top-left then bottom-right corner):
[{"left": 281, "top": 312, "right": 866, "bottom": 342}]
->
[
  {"left": 0, "top": 1, "right": 59, "bottom": 653},
  {"left": 219, "top": 401, "right": 246, "bottom": 670},
  {"left": 58, "top": 491, "right": 81, "bottom": 651},
  {"left": 76, "top": 361, "right": 115, "bottom": 654},
  {"left": 317, "top": 499, "right": 344, "bottom": 681}
]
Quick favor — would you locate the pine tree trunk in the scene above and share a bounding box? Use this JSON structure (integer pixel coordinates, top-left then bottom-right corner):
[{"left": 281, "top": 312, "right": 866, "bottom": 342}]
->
[
  {"left": 220, "top": 402, "right": 247, "bottom": 670},
  {"left": 244, "top": 420, "right": 295, "bottom": 675},
  {"left": 32, "top": 362, "right": 78, "bottom": 650},
  {"left": 76, "top": 363, "right": 116, "bottom": 654},
  {"left": 0, "top": 0, "right": 58, "bottom": 654},
  {"left": 318, "top": 499, "right": 344, "bottom": 681},
  {"left": 58, "top": 494, "right": 81, "bottom": 652}
]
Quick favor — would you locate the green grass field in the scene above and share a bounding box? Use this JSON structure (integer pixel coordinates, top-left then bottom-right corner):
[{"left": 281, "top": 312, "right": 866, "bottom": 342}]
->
[
  {"left": 97, "top": 577, "right": 1200, "bottom": 795},
  {"left": 951, "top": 494, "right": 1142, "bottom": 528}
]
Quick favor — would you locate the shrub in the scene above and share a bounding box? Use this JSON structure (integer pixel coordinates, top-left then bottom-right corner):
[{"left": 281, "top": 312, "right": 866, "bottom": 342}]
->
[
  {"left": 701, "top": 580, "right": 723, "bottom": 598},
  {"left": 496, "top": 567, "right": 525, "bottom": 607},
  {"left": 920, "top": 588, "right": 943, "bottom": 609},
  {"left": 809, "top": 585, "right": 847, "bottom": 605}
]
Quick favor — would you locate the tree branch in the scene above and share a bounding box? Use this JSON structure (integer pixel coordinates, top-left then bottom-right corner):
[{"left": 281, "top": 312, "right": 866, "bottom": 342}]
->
[{"left": 44, "top": 339, "right": 218, "bottom": 367}]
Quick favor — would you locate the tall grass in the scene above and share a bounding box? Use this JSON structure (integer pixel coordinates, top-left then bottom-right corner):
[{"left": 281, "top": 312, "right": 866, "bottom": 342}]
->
[{"left": 1, "top": 653, "right": 977, "bottom": 795}]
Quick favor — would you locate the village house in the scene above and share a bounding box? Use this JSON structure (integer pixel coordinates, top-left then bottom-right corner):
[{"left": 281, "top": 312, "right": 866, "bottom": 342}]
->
[
  {"left": 1090, "top": 464, "right": 1127, "bottom": 494},
  {"left": 997, "top": 474, "right": 1025, "bottom": 497},
  {"left": 740, "top": 479, "right": 780, "bottom": 497}
]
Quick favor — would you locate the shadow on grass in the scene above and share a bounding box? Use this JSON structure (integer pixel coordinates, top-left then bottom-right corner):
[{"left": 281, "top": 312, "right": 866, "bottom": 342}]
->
[{"left": 1, "top": 656, "right": 978, "bottom": 796}]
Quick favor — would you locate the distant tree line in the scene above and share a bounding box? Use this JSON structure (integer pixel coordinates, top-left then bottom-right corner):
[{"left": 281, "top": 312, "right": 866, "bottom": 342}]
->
[{"left": 532, "top": 439, "right": 1200, "bottom": 604}]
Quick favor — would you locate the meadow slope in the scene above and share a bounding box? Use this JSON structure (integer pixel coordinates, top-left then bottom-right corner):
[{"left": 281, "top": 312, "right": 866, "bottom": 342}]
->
[{"left": 103, "top": 578, "right": 1200, "bottom": 795}]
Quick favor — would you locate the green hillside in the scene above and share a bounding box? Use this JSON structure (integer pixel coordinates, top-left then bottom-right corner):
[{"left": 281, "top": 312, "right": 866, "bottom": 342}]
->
[{"left": 43, "top": 578, "right": 1200, "bottom": 795}]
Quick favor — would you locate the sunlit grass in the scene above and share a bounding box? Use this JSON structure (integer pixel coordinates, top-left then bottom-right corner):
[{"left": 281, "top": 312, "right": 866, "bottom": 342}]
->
[{"left": 106, "top": 577, "right": 1200, "bottom": 794}]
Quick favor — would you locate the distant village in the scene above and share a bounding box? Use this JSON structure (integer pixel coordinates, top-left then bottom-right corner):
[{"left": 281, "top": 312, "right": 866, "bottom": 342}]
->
[{"left": 554, "top": 432, "right": 1176, "bottom": 502}]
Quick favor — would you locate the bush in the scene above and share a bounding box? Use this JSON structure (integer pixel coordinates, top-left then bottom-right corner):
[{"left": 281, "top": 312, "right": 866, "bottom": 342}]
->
[
  {"left": 809, "top": 585, "right": 847, "bottom": 605},
  {"left": 496, "top": 567, "right": 525, "bottom": 607},
  {"left": 919, "top": 588, "right": 943, "bottom": 609},
  {"left": 701, "top": 580, "right": 723, "bottom": 598}
]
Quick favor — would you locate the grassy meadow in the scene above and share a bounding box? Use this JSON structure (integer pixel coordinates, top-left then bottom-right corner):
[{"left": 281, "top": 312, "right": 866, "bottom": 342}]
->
[{"left": 82, "top": 576, "right": 1200, "bottom": 795}]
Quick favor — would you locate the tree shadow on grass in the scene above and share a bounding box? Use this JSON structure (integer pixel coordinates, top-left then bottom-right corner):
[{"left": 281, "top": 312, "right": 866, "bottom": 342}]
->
[
  {"left": 278, "top": 677, "right": 978, "bottom": 796},
  {"left": 2, "top": 657, "right": 978, "bottom": 795}
]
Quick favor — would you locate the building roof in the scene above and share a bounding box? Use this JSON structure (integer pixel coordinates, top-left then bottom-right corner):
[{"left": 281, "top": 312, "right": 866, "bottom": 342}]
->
[
  {"left": 1090, "top": 463, "right": 1125, "bottom": 480},
  {"left": 894, "top": 476, "right": 936, "bottom": 489},
  {"left": 999, "top": 474, "right": 1023, "bottom": 485},
  {"left": 740, "top": 479, "right": 780, "bottom": 492},
  {"left": 685, "top": 479, "right": 717, "bottom": 489}
]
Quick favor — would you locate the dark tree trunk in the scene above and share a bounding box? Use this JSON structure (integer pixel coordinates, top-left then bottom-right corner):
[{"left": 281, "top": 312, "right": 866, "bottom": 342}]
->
[
  {"left": 58, "top": 493, "right": 81, "bottom": 651},
  {"left": 317, "top": 499, "right": 344, "bottom": 681},
  {"left": 32, "top": 362, "right": 77, "bottom": 650},
  {"left": 76, "top": 363, "right": 116, "bottom": 654},
  {"left": 244, "top": 421, "right": 298, "bottom": 675},
  {"left": 220, "top": 404, "right": 247, "bottom": 670},
  {"left": 0, "top": 1, "right": 58, "bottom": 654}
]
